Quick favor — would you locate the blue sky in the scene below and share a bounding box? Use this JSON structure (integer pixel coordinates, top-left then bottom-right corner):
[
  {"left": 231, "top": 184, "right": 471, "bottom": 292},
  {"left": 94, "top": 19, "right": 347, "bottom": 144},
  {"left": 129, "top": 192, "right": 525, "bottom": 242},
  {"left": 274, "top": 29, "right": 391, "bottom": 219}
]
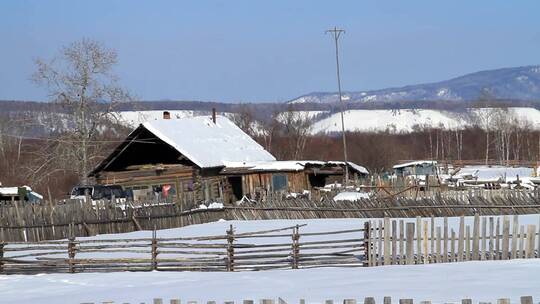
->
[{"left": 1, "top": 0, "right": 539, "bottom": 102}]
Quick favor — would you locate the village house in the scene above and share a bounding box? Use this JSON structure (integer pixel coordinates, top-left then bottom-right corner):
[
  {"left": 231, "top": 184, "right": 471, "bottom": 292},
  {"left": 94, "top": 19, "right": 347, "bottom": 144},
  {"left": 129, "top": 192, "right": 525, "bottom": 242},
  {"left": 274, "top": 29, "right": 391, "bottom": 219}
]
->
[{"left": 89, "top": 112, "right": 368, "bottom": 205}]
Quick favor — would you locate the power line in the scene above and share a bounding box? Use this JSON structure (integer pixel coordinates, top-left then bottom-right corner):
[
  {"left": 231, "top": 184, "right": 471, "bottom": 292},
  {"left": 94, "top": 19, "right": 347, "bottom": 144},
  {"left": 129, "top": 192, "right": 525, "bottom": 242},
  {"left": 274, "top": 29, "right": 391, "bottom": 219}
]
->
[{"left": 326, "top": 26, "right": 350, "bottom": 186}]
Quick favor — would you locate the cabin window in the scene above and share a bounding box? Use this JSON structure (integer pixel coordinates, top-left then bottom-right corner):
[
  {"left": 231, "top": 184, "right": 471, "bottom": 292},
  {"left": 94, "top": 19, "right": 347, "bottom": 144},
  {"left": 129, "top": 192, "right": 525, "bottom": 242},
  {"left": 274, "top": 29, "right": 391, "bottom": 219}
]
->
[{"left": 272, "top": 174, "right": 288, "bottom": 191}]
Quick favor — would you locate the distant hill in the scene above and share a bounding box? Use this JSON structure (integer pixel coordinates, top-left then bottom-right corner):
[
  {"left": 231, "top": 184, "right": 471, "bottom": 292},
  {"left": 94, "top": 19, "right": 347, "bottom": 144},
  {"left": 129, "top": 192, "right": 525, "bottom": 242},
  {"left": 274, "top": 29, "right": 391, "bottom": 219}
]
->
[{"left": 289, "top": 65, "right": 540, "bottom": 104}]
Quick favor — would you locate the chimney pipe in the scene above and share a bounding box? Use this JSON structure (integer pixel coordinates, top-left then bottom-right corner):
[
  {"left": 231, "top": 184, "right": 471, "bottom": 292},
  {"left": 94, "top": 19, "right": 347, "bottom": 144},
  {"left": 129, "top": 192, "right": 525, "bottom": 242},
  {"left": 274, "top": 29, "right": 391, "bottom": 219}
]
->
[
  {"left": 212, "top": 108, "right": 216, "bottom": 124},
  {"left": 163, "top": 111, "right": 171, "bottom": 120}
]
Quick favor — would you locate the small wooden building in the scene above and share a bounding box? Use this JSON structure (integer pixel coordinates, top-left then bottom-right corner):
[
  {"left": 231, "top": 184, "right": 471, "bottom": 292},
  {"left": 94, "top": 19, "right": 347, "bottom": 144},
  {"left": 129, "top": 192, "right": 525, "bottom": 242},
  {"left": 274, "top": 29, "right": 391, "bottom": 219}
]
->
[
  {"left": 90, "top": 113, "right": 369, "bottom": 205},
  {"left": 89, "top": 114, "right": 276, "bottom": 205},
  {"left": 221, "top": 160, "right": 368, "bottom": 200}
]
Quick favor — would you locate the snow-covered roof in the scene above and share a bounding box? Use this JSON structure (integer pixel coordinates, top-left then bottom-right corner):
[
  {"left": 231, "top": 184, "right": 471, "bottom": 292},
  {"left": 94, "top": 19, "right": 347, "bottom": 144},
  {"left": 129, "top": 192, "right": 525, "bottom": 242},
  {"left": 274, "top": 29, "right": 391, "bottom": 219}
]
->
[
  {"left": 140, "top": 115, "right": 276, "bottom": 168},
  {"left": 393, "top": 160, "right": 437, "bottom": 169},
  {"left": 223, "top": 161, "right": 305, "bottom": 172},
  {"left": 0, "top": 187, "right": 18, "bottom": 196},
  {"left": 222, "top": 160, "right": 369, "bottom": 175},
  {"left": 455, "top": 166, "right": 534, "bottom": 183}
]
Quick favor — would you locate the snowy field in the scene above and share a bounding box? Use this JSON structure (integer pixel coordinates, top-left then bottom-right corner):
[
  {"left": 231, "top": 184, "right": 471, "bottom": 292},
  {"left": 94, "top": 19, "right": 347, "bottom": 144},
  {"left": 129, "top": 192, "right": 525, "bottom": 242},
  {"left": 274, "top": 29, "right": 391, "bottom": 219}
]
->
[
  {"left": 311, "top": 107, "right": 540, "bottom": 133},
  {"left": 1, "top": 260, "right": 539, "bottom": 304},
  {"left": 2, "top": 217, "right": 540, "bottom": 303}
]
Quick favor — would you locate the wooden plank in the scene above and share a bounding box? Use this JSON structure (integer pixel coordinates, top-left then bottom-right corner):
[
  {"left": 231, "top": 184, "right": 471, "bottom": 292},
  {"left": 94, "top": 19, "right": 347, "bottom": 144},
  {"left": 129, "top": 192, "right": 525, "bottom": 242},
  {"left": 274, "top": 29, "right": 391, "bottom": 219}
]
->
[
  {"left": 526, "top": 225, "right": 536, "bottom": 259},
  {"left": 481, "top": 217, "right": 487, "bottom": 260},
  {"left": 384, "top": 297, "right": 392, "bottom": 304},
  {"left": 423, "top": 220, "right": 429, "bottom": 264},
  {"left": 430, "top": 216, "right": 435, "bottom": 257},
  {"left": 399, "top": 299, "right": 413, "bottom": 304},
  {"left": 465, "top": 225, "right": 471, "bottom": 261},
  {"left": 489, "top": 217, "right": 494, "bottom": 260},
  {"left": 392, "top": 220, "right": 397, "bottom": 265},
  {"left": 384, "top": 217, "right": 391, "bottom": 265},
  {"left": 518, "top": 225, "right": 525, "bottom": 259},
  {"left": 457, "top": 216, "right": 465, "bottom": 262},
  {"left": 472, "top": 214, "right": 480, "bottom": 260},
  {"left": 502, "top": 216, "right": 510, "bottom": 260},
  {"left": 443, "top": 217, "right": 448, "bottom": 263},
  {"left": 450, "top": 229, "right": 456, "bottom": 262},
  {"left": 436, "top": 227, "right": 441, "bottom": 263},
  {"left": 364, "top": 297, "right": 375, "bottom": 304},
  {"left": 416, "top": 217, "right": 422, "bottom": 263},
  {"left": 399, "top": 220, "right": 405, "bottom": 265},
  {"left": 378, "top": 220, "right": 383, "bottom": 265},
  {"left": 406, "top": 222, "right": 415, "bottom": 265},
  {"left": 497, "top": 299, "right": 510, "bottom": 304},
  {"left": 495, "top": 217, "right": 501, "bottom": 260},
  {"left": 520, "top": 296, "right": 533, "bottom": 304},
  {"left": 511, "top": 215, "right": 519, "bottom": 259}
]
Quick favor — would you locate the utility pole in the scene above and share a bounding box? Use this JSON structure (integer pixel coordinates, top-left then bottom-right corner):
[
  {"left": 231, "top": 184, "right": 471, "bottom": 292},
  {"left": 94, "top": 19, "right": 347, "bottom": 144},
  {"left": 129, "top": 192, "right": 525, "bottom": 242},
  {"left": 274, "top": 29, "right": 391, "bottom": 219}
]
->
[{"left": 326, "top": 26, "right": 349, "bottom": 186}]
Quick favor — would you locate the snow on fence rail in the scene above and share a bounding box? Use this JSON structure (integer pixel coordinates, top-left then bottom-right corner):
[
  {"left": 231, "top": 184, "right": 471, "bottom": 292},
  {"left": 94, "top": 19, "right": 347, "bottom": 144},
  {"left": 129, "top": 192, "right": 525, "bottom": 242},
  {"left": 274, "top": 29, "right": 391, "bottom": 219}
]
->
[
  {"left": 0, "top": 224, "right": 367, "bottom": 274},
  {"left": 365, "top": 214, "right": 540, "bottom": 266},
  {"left": 2, "top": 192, "right": 540, "bottom": 242},
  {"left": 80, "top": 296, "right": 537, "bottom": 304}
]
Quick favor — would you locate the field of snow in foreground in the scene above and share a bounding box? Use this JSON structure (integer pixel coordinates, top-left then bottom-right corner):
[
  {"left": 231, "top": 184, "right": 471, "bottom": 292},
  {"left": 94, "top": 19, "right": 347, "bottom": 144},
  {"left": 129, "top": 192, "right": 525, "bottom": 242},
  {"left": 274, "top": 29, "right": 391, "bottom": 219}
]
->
[{"left": 0, "top": 259, "right": 539, "bottom": 304}]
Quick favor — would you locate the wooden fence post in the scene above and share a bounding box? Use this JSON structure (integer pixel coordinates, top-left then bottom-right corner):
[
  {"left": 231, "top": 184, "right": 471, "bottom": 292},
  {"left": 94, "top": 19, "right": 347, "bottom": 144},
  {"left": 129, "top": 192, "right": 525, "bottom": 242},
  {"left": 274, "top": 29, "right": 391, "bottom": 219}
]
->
[
  {"left": 151, "top": 228, "right": 158, "bottom": 271},
  {"left": 416, "top": 217, "right": 422, "bottom": 263},
  {"left": 383, "top": 297, "right": 392, "bottom": 304},
  {"left": 511, "top": 215, "right": 519, "bottom": 259},
  {"left": 384, "top": 217, "right": 390, "bottom": 265},
  {"left": 363, "top": 221, "right": 371, "bottom": 266},
  {"left": 405, "top": 222, "right": 415, "bottom": 265},
  {"left": 472, "top": 214, "right": 480, "bottom": 260},
  {"left": 68, "top": 236, "right": 76, "bottom": 273},
  {"left": 364, "top": 297, "right": 375, "bottom": 304},
  {"left": 0, "top": 242, "right": 4, "bottom": 273},
  {"left": 458, "top": 216, "right": 464, "bottom": 262},
  {"left": 525, "top": 225, "right": 535, "bottom": 258},
  {"left": 443, "top": 217, "right": 448, "bottom": 263},
  {"left": 392, "top": 220, "right": 397, "bottom": 265},
  {"left": 227, "top": 224, "right": 235, "bottom": 271},
  {"left": 291, "top": 225, "right": 300, "bottom": 269},
  {"left": 520, "top": 296, "right": 533, "bottom": 304},
  {"left": 502, "top": 216, "right": 510, "bottom": 260}
]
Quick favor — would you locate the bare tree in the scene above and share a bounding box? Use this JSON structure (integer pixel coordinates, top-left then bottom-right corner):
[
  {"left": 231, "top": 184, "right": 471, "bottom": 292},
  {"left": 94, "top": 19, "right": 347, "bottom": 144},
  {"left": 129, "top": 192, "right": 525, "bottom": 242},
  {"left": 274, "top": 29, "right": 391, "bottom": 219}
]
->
[{"left": 32, "top": 38, "right": 130, "bottom": 184}]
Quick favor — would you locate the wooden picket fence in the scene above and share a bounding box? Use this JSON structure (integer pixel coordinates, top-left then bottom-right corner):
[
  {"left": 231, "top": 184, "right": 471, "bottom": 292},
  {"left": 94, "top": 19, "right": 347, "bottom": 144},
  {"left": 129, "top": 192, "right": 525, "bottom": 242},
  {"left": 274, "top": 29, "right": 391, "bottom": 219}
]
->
[
  {"left": 365, "top": 214, "right": 540, "bottom": 266},
  {"left": 0, "top": 224, "right": 366, "bottom": 274},
  {"left": 81, "top": 296, "right": 537, "bottom": 304},
  {"left": 3, "top": 192, "right": 540, "bottom": 242}
]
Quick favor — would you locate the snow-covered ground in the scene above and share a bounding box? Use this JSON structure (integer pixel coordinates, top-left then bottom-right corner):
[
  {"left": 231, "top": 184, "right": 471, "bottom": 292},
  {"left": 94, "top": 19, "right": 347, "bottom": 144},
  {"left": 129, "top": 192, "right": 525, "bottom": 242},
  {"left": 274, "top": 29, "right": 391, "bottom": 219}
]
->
[
  {"left": 3, "top": 218, "right": 540, "bottom": 303},
  {"left": 1, "top": 260, "right": 539, "bottom": 304}
]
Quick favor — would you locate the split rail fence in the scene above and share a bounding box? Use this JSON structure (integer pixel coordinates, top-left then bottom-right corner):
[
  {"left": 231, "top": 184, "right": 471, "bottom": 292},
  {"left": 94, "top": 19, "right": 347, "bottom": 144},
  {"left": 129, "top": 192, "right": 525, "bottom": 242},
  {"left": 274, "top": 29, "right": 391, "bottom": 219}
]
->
[
  {"left": 80, "top": 296, "right": 538, "bottom": 304},
  {"left": 365, "top": 214, "right": 540, "bottom": 266},
  {"left": 0, "top": 224, "right": 366, "bottom": 274}
]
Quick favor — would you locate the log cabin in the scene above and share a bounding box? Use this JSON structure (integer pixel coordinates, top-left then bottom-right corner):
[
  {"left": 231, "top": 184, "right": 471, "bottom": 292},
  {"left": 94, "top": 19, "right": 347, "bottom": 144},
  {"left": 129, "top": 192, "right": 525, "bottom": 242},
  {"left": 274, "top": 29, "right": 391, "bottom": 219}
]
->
[{"left": 89, "top": 112, "right": 368, "bottom": 205}]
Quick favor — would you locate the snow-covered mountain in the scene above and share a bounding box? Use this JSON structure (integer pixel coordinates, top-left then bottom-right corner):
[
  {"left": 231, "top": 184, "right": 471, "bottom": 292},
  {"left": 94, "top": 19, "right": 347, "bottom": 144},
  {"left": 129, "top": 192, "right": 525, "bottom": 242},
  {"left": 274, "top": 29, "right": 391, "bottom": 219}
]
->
[{"left": 290, "top": 65, "right": 540, "bottom": 104}]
